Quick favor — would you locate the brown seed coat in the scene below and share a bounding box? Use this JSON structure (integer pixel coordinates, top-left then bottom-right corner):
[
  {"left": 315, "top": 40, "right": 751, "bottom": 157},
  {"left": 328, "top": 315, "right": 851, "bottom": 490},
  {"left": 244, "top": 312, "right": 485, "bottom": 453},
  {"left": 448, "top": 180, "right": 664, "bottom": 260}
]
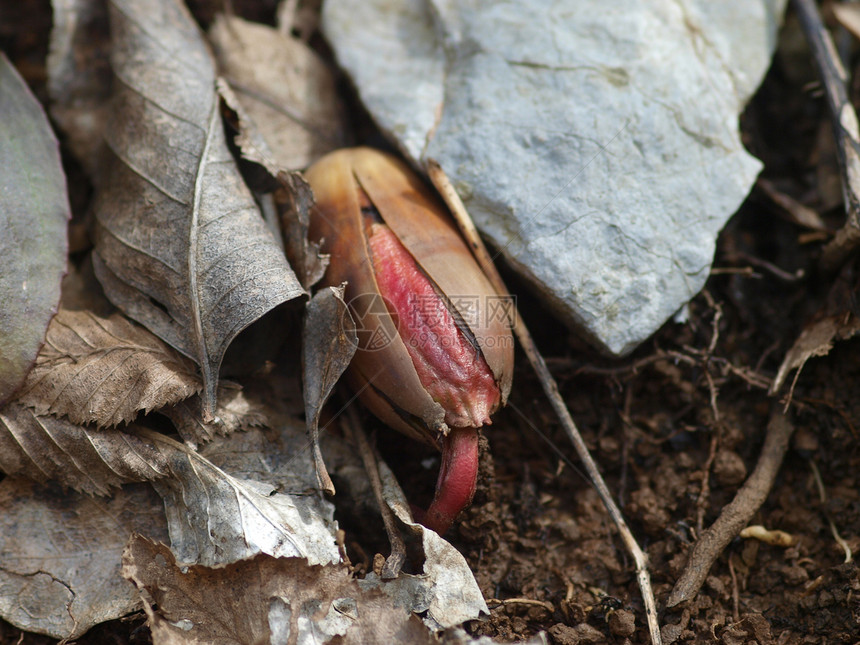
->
[{"left": 306, "top": 147, "right": 513, "bottom": 446}]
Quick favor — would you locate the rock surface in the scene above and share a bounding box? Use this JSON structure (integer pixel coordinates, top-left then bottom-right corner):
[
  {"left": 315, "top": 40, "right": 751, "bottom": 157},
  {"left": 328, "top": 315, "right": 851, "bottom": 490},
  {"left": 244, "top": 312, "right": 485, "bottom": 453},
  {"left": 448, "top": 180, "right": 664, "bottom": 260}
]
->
[{"left": 321, "top": 0, "right": 787, "bottom": 355}]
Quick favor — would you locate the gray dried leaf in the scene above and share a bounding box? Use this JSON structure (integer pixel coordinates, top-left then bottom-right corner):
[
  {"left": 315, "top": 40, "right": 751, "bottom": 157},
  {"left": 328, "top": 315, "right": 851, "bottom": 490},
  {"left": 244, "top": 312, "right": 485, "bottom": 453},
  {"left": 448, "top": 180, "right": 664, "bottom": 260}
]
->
[
  {"left": 276, "top": 167, "right": 329, "bottom": 290},
  {"left": 161, "top": 381, "right": 265, "bottom": 448},
  {"left": 217, "top": 80, "right": 329, "bottom": 290},
  {"left": 197, "top": 416, "right": 317, "bottom": 494},
  {"left": 16, "top": 307, "right": 200, "bottom": 427},
  {"left": 209, "top": 13, "right": 347, "bottom": 171},
  {"left": 0, "top": 403, "right": 169, "bottom": 495},
  {"left": 318, "top": 429, "right": 488, "bottom": 629},
  {"left": 122, "top": 535, "right": 435, "bottom": 645},
  {"left": 47, "top": 0, "right": 111, "bottom": 175},
  {"left": 92, "top": 0, "right": 304, "bottom": 421},
  {"left": 771, "top": 314, "right": 860, "bottom": 394},
  {"left": 140, "top": 427, "right": 340, "bottom": 567},
  {"left": 0, "top": 479, "right": 168, "bottom": 640},
  {"left": 303, "top": 286, "right": 357, "bottom": 495},
  {"left": 0, "top": 53, "right": 70, "bottom": 407},
  {"left": 372, "top": 459, "right": 488, "bottom": 630}
]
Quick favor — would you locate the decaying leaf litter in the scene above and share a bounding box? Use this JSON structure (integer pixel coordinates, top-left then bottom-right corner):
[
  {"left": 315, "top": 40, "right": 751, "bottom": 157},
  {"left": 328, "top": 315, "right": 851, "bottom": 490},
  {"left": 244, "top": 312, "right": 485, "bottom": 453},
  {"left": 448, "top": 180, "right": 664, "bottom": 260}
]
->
[{"left": 2, "top": 0, "right": 860, "bottom": 643}]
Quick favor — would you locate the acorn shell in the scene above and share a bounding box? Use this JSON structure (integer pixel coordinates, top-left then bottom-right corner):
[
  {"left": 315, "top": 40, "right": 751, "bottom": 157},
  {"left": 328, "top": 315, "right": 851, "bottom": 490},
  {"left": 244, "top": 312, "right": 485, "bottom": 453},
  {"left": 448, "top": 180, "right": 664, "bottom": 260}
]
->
[{"left": 305, "top": 147, "right": 514, "bottom": 446}]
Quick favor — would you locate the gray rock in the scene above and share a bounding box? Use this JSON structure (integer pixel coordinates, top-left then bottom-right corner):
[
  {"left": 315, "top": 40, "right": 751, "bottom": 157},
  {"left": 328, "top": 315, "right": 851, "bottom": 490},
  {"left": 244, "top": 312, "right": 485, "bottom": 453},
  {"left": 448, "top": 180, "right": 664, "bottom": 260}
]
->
[{"left": 322, "top": 0, "right": 786, "bottom": 355}]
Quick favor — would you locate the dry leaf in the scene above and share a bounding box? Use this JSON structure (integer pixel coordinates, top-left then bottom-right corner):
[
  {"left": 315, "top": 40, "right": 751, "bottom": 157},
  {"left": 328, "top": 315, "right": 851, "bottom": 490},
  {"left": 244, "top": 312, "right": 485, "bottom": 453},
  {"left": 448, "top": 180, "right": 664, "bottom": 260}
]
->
[
  {"left": 92, "top": 0, "right": 304, "bottom": 421},
  {"left": 770, "top": 314, "right": 860, "bottom": 395},
  {"left": 834, "top": 2, "right": 860, "bottom": 42},
  {"left": 0, "top": 403, "right": 169, "bottom": 495},
  {"left": 122, "top": 535, "right": 436, "bottom": 645},
  {"left": 16, "top": 307, "right": 200, "bottom": 427},
  {"left": 161, "top": 381, "right": 265, "bottom": 447},
  {"left": 276, "top": 0, "right": 320, "bottom": 43},
  {"left": 0, "top": 53, "right": 70, "bottom": 407},
  {"left": 373, "top": 459, "right": 489, "bottom": 629},
  {"left": 198, "top": 409, "right": 316, "bottom": 495},
  {"left": 47, "top": 0, "right": 111, "bottom": 175},
  {"left": 0, "top": 479, "right": 168, "bottom": 640},
  {"left": 209, "top": 13, "right": 346, "bottom": 171},
  {"left": 217, "top": 81, "right": 329, "bottom": 290},
  {"left": 772, "top": 260, "right": 860, "bottom": 397},
  {"left": 140, "top": 427, "right": 341, "bottom": 567},
  {"left": 276, "top": 169, "right": 329, "bottom": 290},
  {"left": 211, "top": 16, "right": 336, "bottom": 291},
  {"left": 303, "top": 286, "right": 357, "bottom": 494},
  {"left": 318, "top": 431, "right": 489, "bottom": 629}
]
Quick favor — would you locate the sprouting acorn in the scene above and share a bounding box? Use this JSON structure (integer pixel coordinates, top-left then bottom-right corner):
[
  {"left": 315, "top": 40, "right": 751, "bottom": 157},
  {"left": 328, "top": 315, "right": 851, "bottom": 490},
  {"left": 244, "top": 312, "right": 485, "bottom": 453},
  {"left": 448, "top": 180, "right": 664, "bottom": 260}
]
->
[{"left": 305, "top": 147, "right": 514, "bottom": 534}]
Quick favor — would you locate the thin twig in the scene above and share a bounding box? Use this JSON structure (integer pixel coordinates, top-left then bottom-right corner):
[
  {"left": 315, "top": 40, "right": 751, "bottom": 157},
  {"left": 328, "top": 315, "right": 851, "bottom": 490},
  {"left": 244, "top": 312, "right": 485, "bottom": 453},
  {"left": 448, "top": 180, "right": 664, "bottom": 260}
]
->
[
  {"left": 727, "top": 553, "right": 740, "bottom": 623},
  {"left": 427, "top": 160, "right": 662, "bottom": 645},
  {"left": 756, "top": 177, "right": 829, "bottom": 232},
  {"left": 618, "top": 386, "right": 634, "bottom": 507},
  {"left": 341, "top": 405, "right": 407, "bottom": 579},
  {"left": 702, "top": 290, "right": 722, "bottom": 356},
  {"left": 695, "top": 433, "right": 719, "bottom": 535},
  {"left": 709, "top": 266, "right": 760, "bottom": 278},
  {"left": 704, "top": 370, "right": 720, "bottom": 422},
  {"left": 701, "top": 293, "right": 723, "bottom": 422},
  {"left": 809, "top": 459, "right": 853, "bottom": 563},
  {"left": 554, "top": 347, "right": 773, "bottom": 392},
  {"left": 486, "top": 598, "right": 556, "bottom": 613},
  {"left": 793, "top": 0, "right": 860, "bottom": 272},
  {"left": 667, "top": 409, "right": 796, "bottom": 607},
  {"left": 734, "top": 251, "right": 805, "bottom": 283}
]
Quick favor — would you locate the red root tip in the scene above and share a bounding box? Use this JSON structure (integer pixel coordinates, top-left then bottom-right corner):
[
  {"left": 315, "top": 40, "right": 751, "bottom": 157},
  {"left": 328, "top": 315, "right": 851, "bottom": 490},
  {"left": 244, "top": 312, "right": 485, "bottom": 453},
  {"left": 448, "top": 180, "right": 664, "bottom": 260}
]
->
[{"left": 420, "top": 427, "right": 479, "bottom": 535}]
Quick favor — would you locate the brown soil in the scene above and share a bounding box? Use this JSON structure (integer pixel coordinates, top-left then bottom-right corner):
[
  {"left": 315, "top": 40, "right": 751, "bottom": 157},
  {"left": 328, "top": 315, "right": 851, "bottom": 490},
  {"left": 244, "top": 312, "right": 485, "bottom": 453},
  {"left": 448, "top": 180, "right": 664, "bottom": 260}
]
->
[{"left": 3, "top": 1, "right": 860, "bottom": 643}]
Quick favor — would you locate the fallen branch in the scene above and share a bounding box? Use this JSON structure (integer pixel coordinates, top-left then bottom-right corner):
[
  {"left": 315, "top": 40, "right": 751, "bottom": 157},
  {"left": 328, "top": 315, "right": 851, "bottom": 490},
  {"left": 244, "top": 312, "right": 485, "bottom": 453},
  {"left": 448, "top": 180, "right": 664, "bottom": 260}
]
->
[
  {"left": 667, "top": 409, "right": 796, "bottom": 607},
  {"left": 427, "top": 160, "right": 662, "bottom": 645},
  {"left": 793, "top": 0, "right": 860, "bottom": 272}
]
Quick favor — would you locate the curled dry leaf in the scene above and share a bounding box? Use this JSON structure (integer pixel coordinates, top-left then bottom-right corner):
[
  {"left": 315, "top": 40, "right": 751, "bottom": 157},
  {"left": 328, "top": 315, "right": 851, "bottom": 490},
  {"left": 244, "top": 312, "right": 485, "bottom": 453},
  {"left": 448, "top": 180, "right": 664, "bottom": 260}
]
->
[
  {"left": 211, "top": 13, "right": 338, "bottom": 291},
  {"left": 0, "top": 404, "right": 169, "bottom": 496},
  {"left": 771, "top": 261, "right": 860, "bottom": 400},
  {"left": 303, "top": 286, "right": 357, "bottom": 495},
  {"left": 0, "top": 479, "right": 168, "bottom": 640},
  {"left": 123, "top": 535, "right": 435, "bottom": 645},
  {"left": 277, "top": 169, "right": 329, "bottom": 290},
  {"left": 92, "top": 0, "right": 303, "bottom": 421},
  {"left": 0, "top": 53, "right": 70, "bottom": 407},
  {"left": 16, "top": 307, "right": 201, "bottom": 428},
  {"left": 209, "top": 13, "right": 347, "bottom": 171}
]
